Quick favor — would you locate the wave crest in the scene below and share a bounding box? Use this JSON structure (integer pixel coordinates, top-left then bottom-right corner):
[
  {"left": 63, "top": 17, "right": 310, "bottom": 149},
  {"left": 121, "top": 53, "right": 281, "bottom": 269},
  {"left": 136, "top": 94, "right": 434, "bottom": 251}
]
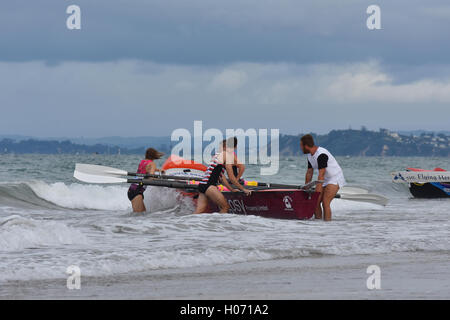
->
[{"left": 0, "top": 215, "right": 88, "bottom": 252}]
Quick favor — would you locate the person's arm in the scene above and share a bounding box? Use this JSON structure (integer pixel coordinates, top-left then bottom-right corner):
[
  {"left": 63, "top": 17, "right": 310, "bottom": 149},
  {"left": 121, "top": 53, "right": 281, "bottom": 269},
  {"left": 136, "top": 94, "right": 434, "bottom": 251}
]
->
[
  {"left": 305, "top": 160, "right": 314, "bottom": 184},
  {"left": 219, "top": 175, "right": 236, "bottom": 192},
  {"left": 224, "top": 164, "right": 251, "bottom": 195},
  {"left": 234, "top": 154, "right": 246, "bottom": 180},
  {"left": 236, "top": 164, "right": 245, "bottom": 181},
  {"left": 316, "top": 168, "right": 325, "bottom": 193},
  {"left": 223, "top": 152, "right": 251, "bottom": 194},
  {"left": 315, "top": 154, "right": 329, "bottom": 193}
]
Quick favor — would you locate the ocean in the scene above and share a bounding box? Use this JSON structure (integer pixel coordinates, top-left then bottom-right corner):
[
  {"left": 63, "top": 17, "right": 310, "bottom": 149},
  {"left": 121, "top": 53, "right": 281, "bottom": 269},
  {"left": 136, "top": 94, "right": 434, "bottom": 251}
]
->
[{"left": 0, "top": 154, "right": 449, "bottom": 299}]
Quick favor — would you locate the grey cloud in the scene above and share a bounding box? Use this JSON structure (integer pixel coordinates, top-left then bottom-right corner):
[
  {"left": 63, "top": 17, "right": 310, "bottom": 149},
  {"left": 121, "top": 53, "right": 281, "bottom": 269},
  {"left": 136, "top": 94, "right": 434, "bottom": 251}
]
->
[
  {"left": 0, "top": 0, "right": 449, "bottom": 65},
  {"left": 1, "top": 1, "right": 449, "bottom": 137},
  {"left": 0, "top": 60, "right": 449, "bottom": 137}
]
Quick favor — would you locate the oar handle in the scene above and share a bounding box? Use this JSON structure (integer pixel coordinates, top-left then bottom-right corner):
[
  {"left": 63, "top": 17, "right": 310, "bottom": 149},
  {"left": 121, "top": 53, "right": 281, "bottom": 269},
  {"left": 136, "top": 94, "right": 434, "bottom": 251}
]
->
[
  {"left": 127, "top": 178, "right": 199, "bottom": 190},
  {"left": 128, "top": 172, "right": 202, "bottom": 181},
  {"left": 133, "top": 172, "right": 324, "bottom": 190},
  {"left": 247, "top": 180, "right": 323, "bottom": 190}
]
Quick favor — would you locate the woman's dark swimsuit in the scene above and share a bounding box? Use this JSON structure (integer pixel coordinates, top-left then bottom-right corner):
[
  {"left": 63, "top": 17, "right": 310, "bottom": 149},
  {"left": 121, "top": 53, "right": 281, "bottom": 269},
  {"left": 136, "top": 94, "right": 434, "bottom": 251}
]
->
[
  {"left": 127, "top": 183, "right": 146, "bottom": 201},
  {"left": 127, "top": 159, "right": 152, "bottom": 201},
  {"left": 198, "top": 155, "right": 225, "bottom": 194}
]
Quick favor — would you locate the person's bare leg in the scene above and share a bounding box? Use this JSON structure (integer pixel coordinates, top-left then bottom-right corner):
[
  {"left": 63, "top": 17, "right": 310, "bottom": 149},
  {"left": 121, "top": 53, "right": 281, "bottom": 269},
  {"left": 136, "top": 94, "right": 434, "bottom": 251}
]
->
[
  {"left": 194, "top": 193, "right": 209, "bottom": 214},
  {"left": 322, "top": 184, "right": 339, "bottom": 221},
  {"left": 131, "top": 195, "right": 146, "bottom": 213},
  {"left": 205, "top": 187, "right": 230, "bottom": 213},
  {"left": 314, "top": 192, "right": 323, "bottom": 219}
]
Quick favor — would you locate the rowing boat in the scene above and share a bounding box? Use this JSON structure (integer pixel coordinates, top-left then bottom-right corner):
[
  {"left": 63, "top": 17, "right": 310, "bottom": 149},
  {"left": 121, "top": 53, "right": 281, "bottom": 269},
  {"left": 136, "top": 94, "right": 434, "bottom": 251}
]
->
[
  {"left": 161, "top": 155, "right": 320, "bottom": 219},
  {"left": 73, "top": 161, "right": 388, "bottom": 218},
  {"left": 391, "top": 167, "right": 450, "bottom": 198}
]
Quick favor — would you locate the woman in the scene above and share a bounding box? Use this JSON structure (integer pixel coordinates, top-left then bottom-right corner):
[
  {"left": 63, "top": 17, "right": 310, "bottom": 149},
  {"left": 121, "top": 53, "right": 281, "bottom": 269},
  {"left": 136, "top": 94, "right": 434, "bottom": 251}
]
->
[
  {"left": 194, "top": 139, "right": 251, "bottom": 214},
  {"left": 128, "top": 147, "right": 164, "bottom": 213}
]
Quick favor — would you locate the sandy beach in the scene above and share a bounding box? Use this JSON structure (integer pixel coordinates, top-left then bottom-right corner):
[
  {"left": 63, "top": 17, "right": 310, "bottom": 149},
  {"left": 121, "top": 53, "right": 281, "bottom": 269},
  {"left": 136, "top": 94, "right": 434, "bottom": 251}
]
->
[{"left": 2, "top": 251, "right": 448, "bottom": 300}]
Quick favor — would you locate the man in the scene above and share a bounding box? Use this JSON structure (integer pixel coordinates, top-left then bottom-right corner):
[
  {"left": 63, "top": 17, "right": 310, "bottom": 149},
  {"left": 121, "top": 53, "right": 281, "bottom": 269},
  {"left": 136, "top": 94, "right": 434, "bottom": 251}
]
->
[{"left": 300, "top": 134, "right": 346, "bottom": 221}]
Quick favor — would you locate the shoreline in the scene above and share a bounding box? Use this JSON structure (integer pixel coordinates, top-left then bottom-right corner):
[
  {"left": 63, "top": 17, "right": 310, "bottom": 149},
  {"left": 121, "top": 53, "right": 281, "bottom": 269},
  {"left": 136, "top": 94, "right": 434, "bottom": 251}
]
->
[{"left": 1, "top": 251, "right": 449, "bottom": 299}]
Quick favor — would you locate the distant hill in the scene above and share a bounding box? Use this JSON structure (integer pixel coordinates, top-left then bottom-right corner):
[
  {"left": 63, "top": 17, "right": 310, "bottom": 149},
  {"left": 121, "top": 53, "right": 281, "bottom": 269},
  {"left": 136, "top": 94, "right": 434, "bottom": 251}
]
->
[
  {"left": 68, "top": 136, "right": 171, "bottom": 149},
  {"left": 398, "top": 130, "right": 450, "bottom": 137},
  {"left": 279, "top": 129, "right": 449, "bottom": 157},
  {"left": 0, "top": 135, "right": 171, "bottom": 149},
  {"left": 0, "top": 139, "right": 152, "bottom": 155},
  {"left": 0, "top": 134, "right": 33, "bottom": 141},
  {"left": 1, "top": 129, "right": 449, "bottom": 156}
]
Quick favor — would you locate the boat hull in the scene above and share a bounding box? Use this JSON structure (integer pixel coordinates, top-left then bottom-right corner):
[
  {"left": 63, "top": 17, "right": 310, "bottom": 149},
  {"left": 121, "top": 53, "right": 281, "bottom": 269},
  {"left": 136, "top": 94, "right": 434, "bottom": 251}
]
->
[
  {"left": 406, "top": 167, "right": 450, "bottom": 198},
  {"left": 162, "top": 155, "right": 320, "bottom": 219},
  {"left": 409, "top": 182, "right": 450, "bottom": 198},
  {"left": 207, "top": 189, "right": 320, "bottom": 220}
]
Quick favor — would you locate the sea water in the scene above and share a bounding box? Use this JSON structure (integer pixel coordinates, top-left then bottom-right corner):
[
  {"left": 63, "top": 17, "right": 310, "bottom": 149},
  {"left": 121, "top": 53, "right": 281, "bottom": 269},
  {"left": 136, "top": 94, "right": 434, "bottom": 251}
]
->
[{"left": 0, "top": 154, "right": 449, "bottom": 297}]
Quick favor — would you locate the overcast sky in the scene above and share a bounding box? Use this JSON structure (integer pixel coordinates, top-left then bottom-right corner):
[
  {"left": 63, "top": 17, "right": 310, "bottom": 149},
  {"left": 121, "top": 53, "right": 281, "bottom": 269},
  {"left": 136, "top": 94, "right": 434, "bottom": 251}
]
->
[{"left": 1, "top": 0, "right": 449, "bottom": 137}]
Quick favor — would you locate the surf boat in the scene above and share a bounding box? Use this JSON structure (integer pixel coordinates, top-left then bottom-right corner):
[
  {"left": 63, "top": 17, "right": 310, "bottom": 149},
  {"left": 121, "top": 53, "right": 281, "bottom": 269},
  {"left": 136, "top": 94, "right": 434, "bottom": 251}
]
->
[
  {"left": 161, "top": 155, "right": 320, "bottom": 220},
  {"left": 73, "top": 160, "right": 388, "bottom": 218},
  {"left": 391, "top": 168, "right": 450, "bottom": 198}
]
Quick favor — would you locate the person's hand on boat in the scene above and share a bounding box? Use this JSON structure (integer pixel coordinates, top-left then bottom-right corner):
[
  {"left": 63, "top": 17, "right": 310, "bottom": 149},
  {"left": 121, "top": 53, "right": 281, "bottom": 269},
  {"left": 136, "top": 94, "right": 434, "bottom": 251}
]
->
[{"left": 243, "top": 188, "right": 252, "bottom": 196}]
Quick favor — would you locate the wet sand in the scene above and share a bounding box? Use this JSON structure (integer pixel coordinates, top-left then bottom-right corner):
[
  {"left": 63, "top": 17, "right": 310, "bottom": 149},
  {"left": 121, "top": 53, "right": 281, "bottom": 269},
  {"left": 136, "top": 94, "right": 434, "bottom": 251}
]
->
[{"left": 1, "top": 251, "right": 449, "bottom": 300}]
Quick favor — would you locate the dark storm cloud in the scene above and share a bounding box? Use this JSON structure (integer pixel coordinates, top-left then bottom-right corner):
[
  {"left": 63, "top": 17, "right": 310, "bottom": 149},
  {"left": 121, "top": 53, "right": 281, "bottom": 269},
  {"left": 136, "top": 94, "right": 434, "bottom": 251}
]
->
[
  {"left": 1, "top": 1, "right": 450, "bottom": 137},
  {"left": 1, "top": 0, "right": 449, "bottom": 65}
]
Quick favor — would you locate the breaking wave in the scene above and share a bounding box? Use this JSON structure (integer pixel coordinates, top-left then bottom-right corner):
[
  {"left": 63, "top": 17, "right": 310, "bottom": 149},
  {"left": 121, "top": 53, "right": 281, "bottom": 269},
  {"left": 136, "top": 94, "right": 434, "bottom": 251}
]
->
[
  {"left": 0, "top": 215, "right": 89, "bottom": 252},
  {"left": 0, "top": 181, "right": 189, "bottom": 212}
]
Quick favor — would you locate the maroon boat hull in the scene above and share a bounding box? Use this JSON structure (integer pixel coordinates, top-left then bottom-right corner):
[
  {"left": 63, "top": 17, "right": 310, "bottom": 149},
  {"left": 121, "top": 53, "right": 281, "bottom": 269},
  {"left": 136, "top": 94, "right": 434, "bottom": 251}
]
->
[
  {"left": 206, "top": 189, "right": 320, "bottom": 220},
  {"left": 162, "top": 156, "right": 320, "bottom": 219}
]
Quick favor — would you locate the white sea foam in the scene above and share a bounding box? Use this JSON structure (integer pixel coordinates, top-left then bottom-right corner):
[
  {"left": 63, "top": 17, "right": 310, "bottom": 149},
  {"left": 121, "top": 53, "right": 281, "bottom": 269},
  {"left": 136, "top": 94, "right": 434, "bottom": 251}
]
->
[
  {"left": 0, "top": 155, "right": 449, "bottom": 283},
  {"left": 24, "top": 181, "right": 191, "bottom": 212},
  {"left": 0, "top": 215, "right": 89, "bottom": 252},
  {"left": 27, "top": 181, "right": 131, "bottom": 210},
  {"left": 1, "top": 208, "right": 449, "bottom": 282},
  {"left": 143, "top": 186, "right": 194, "bottom": 213}
]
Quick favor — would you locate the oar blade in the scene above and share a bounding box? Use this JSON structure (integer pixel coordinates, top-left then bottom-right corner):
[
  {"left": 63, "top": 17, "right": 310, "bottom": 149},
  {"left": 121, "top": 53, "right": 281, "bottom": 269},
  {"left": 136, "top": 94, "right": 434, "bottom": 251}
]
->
[
  {"left": 338, "top": 193, "right": 389, "bottom": 206},
  {"left": 340, "top": 186, "right": 369, "bottom": 195},
  {"left": 74, "top": 170, "right": 128, "bottom": 184},
  {"left": 75, "top": 163, "right": 128, "bottom": 177}
]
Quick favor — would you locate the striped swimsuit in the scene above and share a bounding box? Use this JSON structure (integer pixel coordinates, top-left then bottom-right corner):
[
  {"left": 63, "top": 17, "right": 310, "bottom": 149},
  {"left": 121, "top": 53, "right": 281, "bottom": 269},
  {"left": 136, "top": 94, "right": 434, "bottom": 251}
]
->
[{"left": 198, "top": 154, "right": 225, "bottom": 193}]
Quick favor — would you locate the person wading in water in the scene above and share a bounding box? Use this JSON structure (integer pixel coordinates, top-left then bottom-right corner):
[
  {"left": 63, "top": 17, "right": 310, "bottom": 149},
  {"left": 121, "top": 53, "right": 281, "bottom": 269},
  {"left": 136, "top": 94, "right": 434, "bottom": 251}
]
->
[
  {"left": 128, "top": 148, "right": 164, "bottom": 213},
  {"left": 195, "top": 139, "right": 252, "bottom": 214},
  {"left": 300, "top": 134, "right": 346, "bottom": 221}
]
